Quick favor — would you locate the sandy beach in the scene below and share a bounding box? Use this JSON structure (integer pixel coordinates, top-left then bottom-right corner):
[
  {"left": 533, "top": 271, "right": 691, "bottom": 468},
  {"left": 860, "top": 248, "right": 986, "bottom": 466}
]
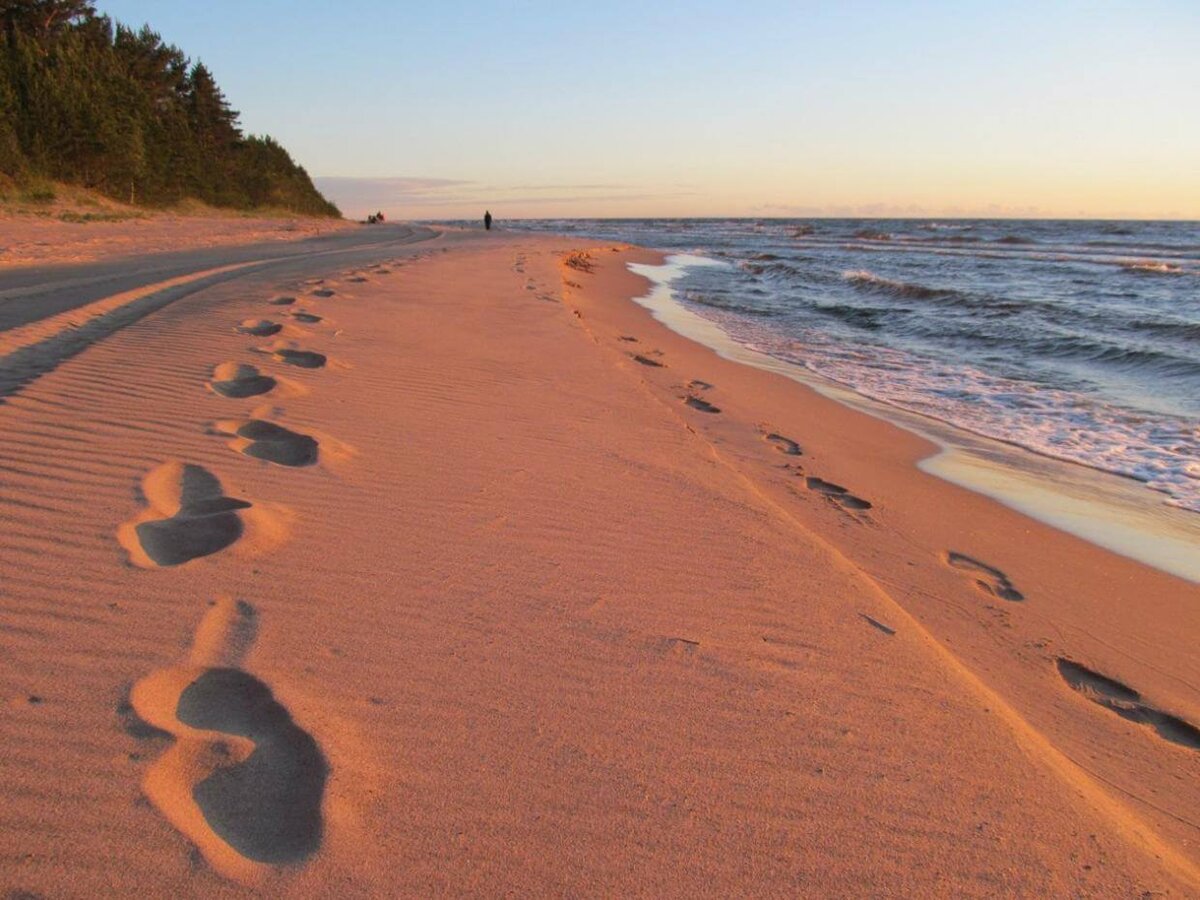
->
[
  {"left": 0, "top": 212, "right": 355, "bottom": 270},
  {"left": 0, "top": 228, "right": 1197, "bottom": 897}
]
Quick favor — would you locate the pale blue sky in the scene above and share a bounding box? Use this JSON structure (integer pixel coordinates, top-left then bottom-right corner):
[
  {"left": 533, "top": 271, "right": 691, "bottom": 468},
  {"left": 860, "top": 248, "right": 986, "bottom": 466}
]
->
[{"left": 98, "top": 1, "right": 1199, "bottom": 219}]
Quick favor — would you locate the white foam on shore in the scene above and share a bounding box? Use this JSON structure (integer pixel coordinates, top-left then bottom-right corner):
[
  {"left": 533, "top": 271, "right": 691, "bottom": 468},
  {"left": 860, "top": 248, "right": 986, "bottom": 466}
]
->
[{"left": 628, "top": 254, "right": 1200, "bottom": 584}]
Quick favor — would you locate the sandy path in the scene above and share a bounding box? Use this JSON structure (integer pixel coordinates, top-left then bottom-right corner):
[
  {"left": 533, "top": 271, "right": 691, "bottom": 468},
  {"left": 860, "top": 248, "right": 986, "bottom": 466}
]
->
[
  {"left": 0, "top": 223, "right": 434, "bottom": 333},
  {"left": 0, "top": 234, "right": 1195, "bottom": 896}
]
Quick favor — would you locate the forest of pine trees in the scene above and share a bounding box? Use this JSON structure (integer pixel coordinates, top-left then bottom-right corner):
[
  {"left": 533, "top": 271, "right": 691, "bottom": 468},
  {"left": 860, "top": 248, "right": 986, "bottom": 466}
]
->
[{"left": 0, "top": 0, "right": 340, "bottom": 216}]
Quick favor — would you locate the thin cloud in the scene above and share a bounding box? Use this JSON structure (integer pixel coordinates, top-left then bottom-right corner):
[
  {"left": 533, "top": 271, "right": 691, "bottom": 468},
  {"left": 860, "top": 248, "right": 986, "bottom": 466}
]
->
[
  {"left": 500, "top": 183, "right": 633, "bottom": 192},
  {"left": 409, "top": 191, "right": 697, "bottom": 207},
  {"left": 315, "top": 176, "right": 472, "bottom": 191},
  {"left": 314, "top": 174, "right": 695, "bottom": 217},
  {"left": 313, "top": 176, "right": 475, "bottom": 207}
]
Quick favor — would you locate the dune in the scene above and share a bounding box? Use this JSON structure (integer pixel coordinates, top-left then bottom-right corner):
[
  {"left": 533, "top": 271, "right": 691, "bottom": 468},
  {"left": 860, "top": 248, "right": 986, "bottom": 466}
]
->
[{"left": 0, "top": 231, "right": 1196, "bottom": 896}]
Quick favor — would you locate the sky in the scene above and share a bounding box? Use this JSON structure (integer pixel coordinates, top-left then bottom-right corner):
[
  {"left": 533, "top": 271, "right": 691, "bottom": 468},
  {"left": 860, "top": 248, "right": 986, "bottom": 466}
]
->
[{"left": 97, "top": 1, "right": 1200, "bottom": 220}]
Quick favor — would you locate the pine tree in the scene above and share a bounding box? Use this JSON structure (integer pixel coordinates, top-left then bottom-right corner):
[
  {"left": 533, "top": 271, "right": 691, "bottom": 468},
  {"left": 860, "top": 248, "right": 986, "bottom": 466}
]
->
[
  {"left": 1, "top": 1, "right": 96, "bottom": 41},
  {"left": 0, "top": 3, "right": 338, "bottom": 215}
]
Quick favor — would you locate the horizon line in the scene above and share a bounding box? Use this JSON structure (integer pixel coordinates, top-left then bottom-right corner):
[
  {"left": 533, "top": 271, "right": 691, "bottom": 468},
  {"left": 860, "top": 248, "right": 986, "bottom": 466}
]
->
[{"left": 404, "top": 214, "right": 1200, "bottom": 223}]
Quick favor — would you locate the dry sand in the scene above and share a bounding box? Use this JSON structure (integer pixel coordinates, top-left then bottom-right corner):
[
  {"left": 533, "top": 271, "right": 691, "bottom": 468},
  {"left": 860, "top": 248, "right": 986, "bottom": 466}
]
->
[
  {"left": 0, "top": 232, "right": 1197, "bottom": 897},
  {"left": 0, "top": 212, "right": 353, "bottom": 269}
]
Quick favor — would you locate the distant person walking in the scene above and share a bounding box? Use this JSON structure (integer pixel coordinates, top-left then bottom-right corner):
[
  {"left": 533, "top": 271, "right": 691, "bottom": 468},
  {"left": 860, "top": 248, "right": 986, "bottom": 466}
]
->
[{"left": 484, "top": 210, "right": 493, "bottom": 231}]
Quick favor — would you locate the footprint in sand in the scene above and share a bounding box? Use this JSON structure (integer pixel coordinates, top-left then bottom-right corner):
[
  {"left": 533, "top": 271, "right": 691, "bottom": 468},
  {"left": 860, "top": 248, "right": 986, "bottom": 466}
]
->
[
  {"left": 209, "top": 363, "right": 276, "bottom": 399},
  {"left": 945, "top": 551, "right": 1023, "bottom": 601},
  {"left": 1056, "top": 658, "right": 1200, "bottom": 751},
  {"left": 631, "top": 354, "right": 664, "bottom": 368},
  {"left": 859, "top": 613, "right": 896, "bottom": 636},
  {"left": 118, "top": 462, "right": 254, "bottom": 567},
  {"left": 684, "top": 395, "right": 721, "bottom": 414},
  {"left": 347, "top": 276, "right": 368, "bottom": 284},
  {"left": 118, "top": 464, "right": 286, "bottom": 567},
  {"left": 236, "top": 320, "right": 283, "bottom": 337},
  {"left": 268, "top": 296, "right": 296, "bottom": 306},
  {"left": 764, "top": 432, "right": 802, "bottom": 456},
  {"left": 290, "top": 312, "right": 323, "bottom": 324},
  {"left": 213, "top": 420, "right": 319, "bottom": 468},
  {"left": 311, "top": 289, "right": 335, "bottom": 298},
  {"left": 273, "top": 349, "right": 326, "bottom": 369},
  {"left": 130, "top": 597, "right": 327, "bottom": 882},
  {"left": 805, "top": 476, "right": 872, "bottom": 510}
]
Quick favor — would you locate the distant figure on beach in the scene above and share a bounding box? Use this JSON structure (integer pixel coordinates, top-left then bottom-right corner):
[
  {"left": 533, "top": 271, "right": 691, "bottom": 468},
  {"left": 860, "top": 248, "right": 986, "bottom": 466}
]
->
[
  {"left": 376, "top": 210, "right": 386, "bottom": 223},
  {"left": 484, "top": 210, "right": 493, "bottom": 231}
]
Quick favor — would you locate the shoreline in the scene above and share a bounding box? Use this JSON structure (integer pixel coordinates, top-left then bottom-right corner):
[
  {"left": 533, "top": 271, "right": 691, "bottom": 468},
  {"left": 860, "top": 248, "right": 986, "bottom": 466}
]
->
[
  {"left": 566, "top": 240, "right": 1200, "bottom": 883},
  {"left": 625, "top": 253, "right": 1200, "bottom": 583},
  {"left": 0, "top": 230, "right": 1196, "bottom": 894}
]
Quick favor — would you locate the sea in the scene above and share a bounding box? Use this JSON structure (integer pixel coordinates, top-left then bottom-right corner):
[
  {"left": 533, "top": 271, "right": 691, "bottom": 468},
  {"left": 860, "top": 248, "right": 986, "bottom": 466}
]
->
[{"left": 509, "top": 218, "right": 1200, "bottom": 518}]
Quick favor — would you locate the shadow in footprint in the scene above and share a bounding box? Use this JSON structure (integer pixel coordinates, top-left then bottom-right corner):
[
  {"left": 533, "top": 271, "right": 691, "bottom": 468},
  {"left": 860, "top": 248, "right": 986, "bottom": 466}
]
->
[
  {"left": 216, "top": 420, "right": 318, "bottom": 467},
  {"left": 291, "top": 312, "right": 323, "bottom": 324},
  {"left": 946, "top": 551, "right": 1023, "bottom": 601},
  {"left": 311, "top": 289, "right": 335, "bottom": 298},
  {"left": 181, "top": 669, "right": 327, "bottom": 863},
  {"left": 209, "top": 363, "right": 276, "bottom": 399},
  {"left": 236, "top": 320, "right": 282, "bottom": 337},
  {"left": 805, "top": 477, "right": 872, "bottom": 510},
  {"left": 685, "top": 395, "right": 721, "bottom": 414},
  {"left": 765, "top": 432, "right": 802, "bottom": 456},
  {"left": 131, "top": 598, "right": 327, "bottom": 880},
  {"left": 268, "top": 296, "right": 296, "bottom": 306},
  {"left": 117, "top": 688, "right": 171, "bottom": 740},
  {"left": 274, "top": 350, "right": 326, "bottom": 369},
  {"left": 122, "top": 463, "right": 249, "bottom": 567},
  {"left": 1057, "top": 659, "right": 1200, "bottom": 751},
  {"left": 859, "top": 614, "right": 896, "bottom": 636},
  {"left": 632, "top": 354, "right": 664, "bottom": 368}
]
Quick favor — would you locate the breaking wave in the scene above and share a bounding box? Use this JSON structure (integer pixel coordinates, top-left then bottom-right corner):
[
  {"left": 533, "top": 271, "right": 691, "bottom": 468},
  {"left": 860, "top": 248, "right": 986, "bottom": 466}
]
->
[{"left": 841, "top": 270, "right": 956, "bottom": 301}]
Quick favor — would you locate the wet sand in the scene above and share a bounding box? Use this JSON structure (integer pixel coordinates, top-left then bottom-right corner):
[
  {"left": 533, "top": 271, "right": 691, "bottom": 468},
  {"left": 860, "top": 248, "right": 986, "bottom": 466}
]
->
[{"left": 0, "top": 231, "right": 1196, "bottom": 896}]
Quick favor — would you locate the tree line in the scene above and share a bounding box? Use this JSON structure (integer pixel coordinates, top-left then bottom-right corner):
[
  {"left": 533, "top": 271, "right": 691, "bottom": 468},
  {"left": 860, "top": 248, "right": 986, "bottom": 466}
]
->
[{"left": 0, "top": 0, "right": 339, "bottom": 216}]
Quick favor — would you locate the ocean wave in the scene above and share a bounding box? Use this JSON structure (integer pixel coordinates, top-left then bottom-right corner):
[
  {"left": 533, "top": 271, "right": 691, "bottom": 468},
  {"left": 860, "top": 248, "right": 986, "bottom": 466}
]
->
[
  {"left": 681, "top": 290, "right": 779, "bottom": 317},
  {"left": 1126, "top": 318, "right": 1200, "bottom": 341},
  {"left": 841, "top": 269, "right": 954, "bottom": 301},
  {"left": 742, "top": 259, "right": 806, "bottom": 277},
  {"left": 994, "top": 235, "right": 1035, "bottom": 245},
  {"left": 852, "top": 228, "right": 891, "bottom": 241},
  {"left": 1030, "top": 335, "right": 1200, "bottom": 378},
  {"left": 919, "top": 222, "right": 974, "bottom": 231},
  {"left": 811, "top": 303, "right": 903, "bottom": 331},
  {"left": 1121, "top": 260, "right": 1185, "bottom": 275}
]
